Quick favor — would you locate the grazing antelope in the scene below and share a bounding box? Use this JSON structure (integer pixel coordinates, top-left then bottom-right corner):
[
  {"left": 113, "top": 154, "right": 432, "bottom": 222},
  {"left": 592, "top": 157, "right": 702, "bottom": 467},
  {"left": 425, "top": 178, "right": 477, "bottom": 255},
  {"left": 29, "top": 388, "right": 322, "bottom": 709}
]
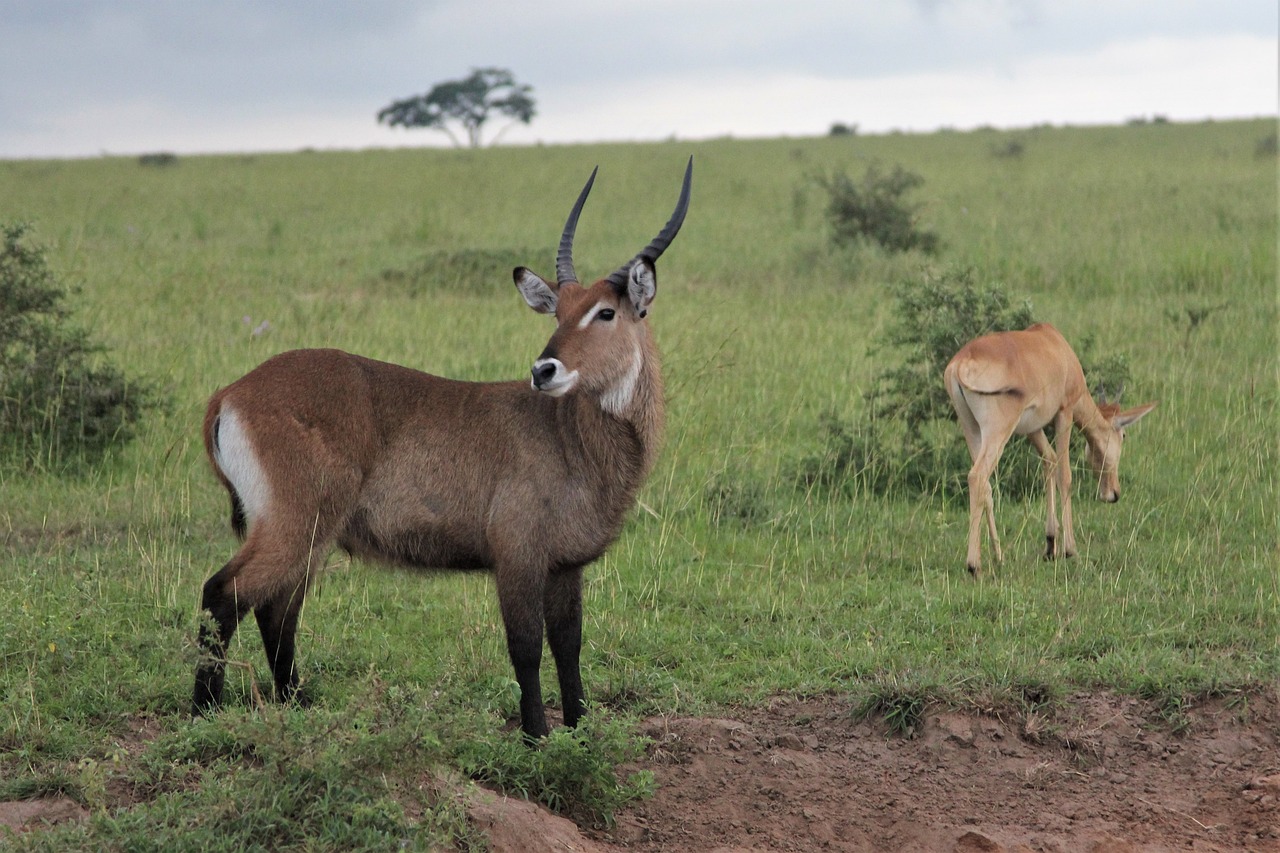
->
[
  {"left": 193, "top": 159, "right": 692, "bottom": 738},
  {"left": 944, "top": 323, "right": 1156, "bottom": 576}
]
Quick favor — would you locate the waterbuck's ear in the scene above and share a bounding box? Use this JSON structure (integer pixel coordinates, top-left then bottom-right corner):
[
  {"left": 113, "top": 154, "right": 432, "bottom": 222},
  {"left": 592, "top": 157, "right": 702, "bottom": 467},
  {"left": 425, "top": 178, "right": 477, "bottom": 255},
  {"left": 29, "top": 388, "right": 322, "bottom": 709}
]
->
[
  {"left": 628, "top": 259, "right": 656, "bottom": 318},
  {"left": 1112, "top": 401, "right": 1157, "bottom": 429},
  {"left": 514, "top": 266, "right": 558, "bottom": 315}
]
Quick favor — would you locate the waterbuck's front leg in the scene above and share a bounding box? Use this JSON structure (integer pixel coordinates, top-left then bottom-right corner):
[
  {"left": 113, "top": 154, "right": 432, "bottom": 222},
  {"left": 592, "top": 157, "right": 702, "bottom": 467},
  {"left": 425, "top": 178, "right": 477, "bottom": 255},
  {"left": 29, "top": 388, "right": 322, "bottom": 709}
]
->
[
  {"left": 545, "top": 565, "right": 585, "bottom": 729},
  {"left": 496, "top": 561, "right": 550, "bottom": 739}
]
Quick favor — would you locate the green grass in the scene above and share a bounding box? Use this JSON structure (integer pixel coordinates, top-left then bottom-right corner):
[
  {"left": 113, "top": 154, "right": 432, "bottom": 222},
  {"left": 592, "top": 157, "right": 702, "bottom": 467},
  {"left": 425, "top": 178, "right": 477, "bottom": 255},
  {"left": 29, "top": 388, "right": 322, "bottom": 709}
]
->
[{"left": 0, "top": 118, "right": 1276, "bottom": 848}]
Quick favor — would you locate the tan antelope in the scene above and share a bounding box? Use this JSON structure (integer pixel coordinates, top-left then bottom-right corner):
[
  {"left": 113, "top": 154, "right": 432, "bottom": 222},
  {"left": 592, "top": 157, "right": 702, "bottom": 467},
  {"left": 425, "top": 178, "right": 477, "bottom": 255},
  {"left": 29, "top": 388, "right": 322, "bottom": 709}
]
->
[
  {"left": 193, "top": 159, "right": 692, "bottom": 738},
  {"left": 944, "top": 322, "right": 1156, "bottom": 576}
]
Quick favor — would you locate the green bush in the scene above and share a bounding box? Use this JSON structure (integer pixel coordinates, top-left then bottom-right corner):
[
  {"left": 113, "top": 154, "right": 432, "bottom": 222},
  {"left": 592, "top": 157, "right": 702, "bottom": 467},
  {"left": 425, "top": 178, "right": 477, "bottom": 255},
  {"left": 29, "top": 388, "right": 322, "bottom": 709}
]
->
[
  {"left": 798, "top": 267, "right": 1135, "bottom": 499},
  {"left": 0, "top": 222, "right": 163, "bottom": 470},
  {"left": 816, "top": 163, "right": 939, "bottom": 254}
]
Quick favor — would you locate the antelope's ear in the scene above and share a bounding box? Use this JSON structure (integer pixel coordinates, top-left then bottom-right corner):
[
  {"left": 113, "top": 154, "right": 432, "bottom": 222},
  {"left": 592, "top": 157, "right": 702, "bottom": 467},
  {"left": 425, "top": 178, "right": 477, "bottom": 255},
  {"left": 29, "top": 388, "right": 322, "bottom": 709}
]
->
[
  {"left": 627, "top": 259, "right": 656, "bottom": 318},
  {"left": 1113, "top": 401, "right": 1157, "bottom": 429},
  {"left": 514, "top": 267, "right": 558, "bottom": 315}
]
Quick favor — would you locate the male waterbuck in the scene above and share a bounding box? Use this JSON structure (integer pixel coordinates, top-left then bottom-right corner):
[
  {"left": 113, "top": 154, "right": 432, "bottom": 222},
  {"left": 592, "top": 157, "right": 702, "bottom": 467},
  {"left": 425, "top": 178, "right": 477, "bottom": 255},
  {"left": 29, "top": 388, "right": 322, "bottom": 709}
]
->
[{"left": 193, "top": 159, "right": 692, "bottom": 738}]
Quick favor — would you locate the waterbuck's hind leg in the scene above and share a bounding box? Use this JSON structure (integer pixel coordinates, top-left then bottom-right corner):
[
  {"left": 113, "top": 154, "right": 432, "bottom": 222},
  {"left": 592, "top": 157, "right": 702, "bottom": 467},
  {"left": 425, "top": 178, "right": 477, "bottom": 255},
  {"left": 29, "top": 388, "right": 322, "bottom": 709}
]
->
[
  {"left": 253, "top": 581, "right": 310, "bottom": 706},
  {"left": 193, "top": 556, "right": 252, "bottom": 716},
  {"left": 545, "top": 565, "right": 586, "bottom": 729}
]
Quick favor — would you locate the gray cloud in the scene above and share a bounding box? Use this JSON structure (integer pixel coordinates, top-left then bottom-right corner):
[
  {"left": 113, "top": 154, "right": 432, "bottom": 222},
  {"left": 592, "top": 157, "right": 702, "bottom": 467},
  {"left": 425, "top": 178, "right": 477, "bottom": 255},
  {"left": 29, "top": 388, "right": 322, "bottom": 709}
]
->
[{"left": 0, "top": 0, "right": 1273, "bottom": 157}]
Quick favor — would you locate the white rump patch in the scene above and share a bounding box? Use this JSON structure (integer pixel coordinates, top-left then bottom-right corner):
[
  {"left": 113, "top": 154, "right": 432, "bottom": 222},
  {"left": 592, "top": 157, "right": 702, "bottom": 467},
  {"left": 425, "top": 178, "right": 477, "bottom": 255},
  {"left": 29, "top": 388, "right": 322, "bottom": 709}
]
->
[
  {"left": 212, "top": 404, "right": 272, "bottom": 527},
  {"left": 601, "top": 344, "right": 643, "bottom": 416}
]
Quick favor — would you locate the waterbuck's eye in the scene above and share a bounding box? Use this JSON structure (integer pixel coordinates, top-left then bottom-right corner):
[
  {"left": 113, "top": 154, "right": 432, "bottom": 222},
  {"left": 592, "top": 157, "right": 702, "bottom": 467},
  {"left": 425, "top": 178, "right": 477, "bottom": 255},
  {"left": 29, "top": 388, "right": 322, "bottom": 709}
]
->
[{"left": 596, "top": 308, "right": 615, "bottom": 322}]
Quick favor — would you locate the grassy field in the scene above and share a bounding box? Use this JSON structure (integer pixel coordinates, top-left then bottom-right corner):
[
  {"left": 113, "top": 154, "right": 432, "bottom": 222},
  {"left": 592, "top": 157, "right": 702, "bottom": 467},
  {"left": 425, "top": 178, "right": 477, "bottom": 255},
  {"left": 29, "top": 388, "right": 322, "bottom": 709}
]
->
[{"left": 0, "top": 118, "right": 1276, "bottom": 849}]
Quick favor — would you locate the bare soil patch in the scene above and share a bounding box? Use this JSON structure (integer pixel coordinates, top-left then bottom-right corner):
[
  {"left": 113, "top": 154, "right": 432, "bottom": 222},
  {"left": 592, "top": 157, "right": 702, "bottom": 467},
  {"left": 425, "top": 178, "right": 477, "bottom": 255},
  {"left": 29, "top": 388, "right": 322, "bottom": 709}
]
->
[{"left": 476, "top": 689, "right": 1279, "bottom": 853}]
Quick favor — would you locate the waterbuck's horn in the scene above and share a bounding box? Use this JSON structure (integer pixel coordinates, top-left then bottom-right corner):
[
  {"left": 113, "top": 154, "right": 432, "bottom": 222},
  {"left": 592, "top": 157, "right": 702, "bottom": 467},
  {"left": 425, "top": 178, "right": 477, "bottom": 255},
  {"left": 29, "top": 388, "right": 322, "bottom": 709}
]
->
[
  {"left": 556, "top": 166, "right": 598, "bottom": 285},
  {"left": 605, "top": 156, "right": 693, "bottom": 290}
]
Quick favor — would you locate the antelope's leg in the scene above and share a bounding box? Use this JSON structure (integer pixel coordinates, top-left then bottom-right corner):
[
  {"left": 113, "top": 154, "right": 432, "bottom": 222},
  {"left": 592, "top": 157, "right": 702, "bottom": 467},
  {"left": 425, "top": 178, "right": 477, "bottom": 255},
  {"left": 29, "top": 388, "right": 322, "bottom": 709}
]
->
[
  {"left": 1027, "top": 429, "right": 1058, "bottom": 559},
  {"left": 1054, "top": 410, "right": 1078, "bottom": 558},
  {"left": 545, "top": 565, "right": 585, "bottom": 729},
  {"left": 497, "top": 562, "right": 550, "bottom": 739}
]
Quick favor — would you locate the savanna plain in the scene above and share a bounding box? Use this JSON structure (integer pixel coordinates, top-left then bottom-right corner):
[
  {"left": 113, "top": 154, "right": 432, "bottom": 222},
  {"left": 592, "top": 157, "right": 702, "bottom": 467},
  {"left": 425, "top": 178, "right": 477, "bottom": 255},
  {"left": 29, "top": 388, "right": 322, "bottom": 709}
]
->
[{"left": 0, "top": 119, "right": 1276, "bottom": 851}]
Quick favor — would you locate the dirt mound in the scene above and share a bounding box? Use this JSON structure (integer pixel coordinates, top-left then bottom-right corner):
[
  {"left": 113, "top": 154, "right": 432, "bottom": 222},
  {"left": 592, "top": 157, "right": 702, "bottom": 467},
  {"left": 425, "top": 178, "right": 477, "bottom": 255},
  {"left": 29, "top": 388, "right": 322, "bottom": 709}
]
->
[{"left": 587, "top": 690, "right": 1279, "bottom": 853}]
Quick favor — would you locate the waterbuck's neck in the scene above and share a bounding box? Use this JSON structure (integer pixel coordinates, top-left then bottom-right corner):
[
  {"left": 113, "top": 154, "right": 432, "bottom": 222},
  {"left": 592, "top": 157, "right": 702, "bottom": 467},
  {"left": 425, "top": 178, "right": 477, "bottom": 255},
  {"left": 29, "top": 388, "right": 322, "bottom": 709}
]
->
[{"left": 560, "top": 341, "right": 664, "bottom": 505}]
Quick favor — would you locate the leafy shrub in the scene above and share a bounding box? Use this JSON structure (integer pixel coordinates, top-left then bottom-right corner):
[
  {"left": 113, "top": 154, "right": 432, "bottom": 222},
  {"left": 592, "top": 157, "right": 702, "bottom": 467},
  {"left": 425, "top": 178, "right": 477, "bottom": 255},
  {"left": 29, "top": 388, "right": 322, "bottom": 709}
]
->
[
  {"left": 0, "top": 222, "right": 162, "bottom": 470},
  {"left": 1255, "top": 133, "right": 1277, "bottom": 158},
  {"left": 137, "top": 152, "right": 179, "bottom": 167},
  {"left": 990, "top": 138, "right": 1026, "bottom": 159},
  {"left": 797, "top": 268, "right": 1035, "bottom": 498},
  {"left": 797, "top": 267, "right": 1135, "bottom": 499},
  {"left": 816, "top": 163, "right": 939, "bottom": 254}
]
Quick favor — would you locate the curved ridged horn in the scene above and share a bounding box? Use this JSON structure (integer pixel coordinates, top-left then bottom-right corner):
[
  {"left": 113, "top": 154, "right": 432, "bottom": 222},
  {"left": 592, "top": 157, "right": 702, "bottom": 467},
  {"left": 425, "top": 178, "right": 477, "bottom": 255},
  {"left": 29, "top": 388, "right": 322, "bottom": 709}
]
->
[
  {"left": 556, "top": 166, "right": 598, "bottom": 285},
  {"left": 605, "top": 156, "right": 693, "bottom": 290}
]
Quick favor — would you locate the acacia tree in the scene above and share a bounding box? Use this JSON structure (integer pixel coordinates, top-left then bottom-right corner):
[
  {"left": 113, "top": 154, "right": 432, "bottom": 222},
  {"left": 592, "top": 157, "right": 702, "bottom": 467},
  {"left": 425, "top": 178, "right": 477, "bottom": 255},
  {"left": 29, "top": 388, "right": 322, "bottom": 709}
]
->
[{"left": 377, "top": 67, "right": 536, "bottom": 148}]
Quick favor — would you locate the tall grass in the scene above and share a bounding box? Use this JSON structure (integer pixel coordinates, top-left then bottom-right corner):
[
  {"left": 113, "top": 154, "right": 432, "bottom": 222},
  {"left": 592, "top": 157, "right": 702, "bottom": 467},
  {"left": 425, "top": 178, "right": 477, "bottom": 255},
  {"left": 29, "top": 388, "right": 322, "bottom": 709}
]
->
[{"left": 0, "top": 118, "right": 1275, "bottom": 847}]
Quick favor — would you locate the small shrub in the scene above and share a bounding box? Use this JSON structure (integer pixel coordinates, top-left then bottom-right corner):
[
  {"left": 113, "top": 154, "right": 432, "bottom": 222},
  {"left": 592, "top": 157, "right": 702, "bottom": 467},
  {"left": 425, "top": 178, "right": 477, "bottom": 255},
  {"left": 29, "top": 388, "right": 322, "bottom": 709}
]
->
[
  {"left": 138, "top": 152, "right": 179, "bottom": 167},
  {"left": 1163, "top": 302, "right": 1228, "bottom": 349},
  {"left": 1256, "top": 133, "right": 1278, "bottom": 158},
  {"left": 795, "top": 268, "right": 1036, "bottom": 498},
  {"left": 815, "top": 163, "right": 940, "bottom": 254},
  {"left": 990, "top": 138, "right": 1026, "bottom": 159},
  {"left": 828, "top": 122, "right": 858, "bottom": 137},
  {"left": 0, "top": 222, "right": 163, "bottom": 470}
]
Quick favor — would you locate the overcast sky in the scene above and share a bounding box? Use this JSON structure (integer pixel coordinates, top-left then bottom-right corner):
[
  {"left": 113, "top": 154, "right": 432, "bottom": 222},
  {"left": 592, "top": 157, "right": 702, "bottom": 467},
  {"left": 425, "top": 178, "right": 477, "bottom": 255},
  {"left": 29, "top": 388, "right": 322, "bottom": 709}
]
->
[{"left": 1, "top": 0, "right": 1275, "bottom": 159}]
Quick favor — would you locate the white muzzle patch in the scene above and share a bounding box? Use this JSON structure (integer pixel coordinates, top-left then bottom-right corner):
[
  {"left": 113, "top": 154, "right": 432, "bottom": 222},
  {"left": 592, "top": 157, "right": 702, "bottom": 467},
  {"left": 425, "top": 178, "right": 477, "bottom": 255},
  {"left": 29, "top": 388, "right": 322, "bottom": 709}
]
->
[{"left": 531, "top": 357, "right": 579, "bottom": 396}]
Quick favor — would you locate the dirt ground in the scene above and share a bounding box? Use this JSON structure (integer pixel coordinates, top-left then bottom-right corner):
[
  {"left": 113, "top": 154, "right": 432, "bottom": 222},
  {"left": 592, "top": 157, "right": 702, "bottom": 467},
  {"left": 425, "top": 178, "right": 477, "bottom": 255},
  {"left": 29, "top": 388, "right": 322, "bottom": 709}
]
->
[
  {"left": 4, "top": 690, "right": 1277, "bottom": 852},
  {"left": 488, "top": 690, "right": 1280, "bottom": 853}
]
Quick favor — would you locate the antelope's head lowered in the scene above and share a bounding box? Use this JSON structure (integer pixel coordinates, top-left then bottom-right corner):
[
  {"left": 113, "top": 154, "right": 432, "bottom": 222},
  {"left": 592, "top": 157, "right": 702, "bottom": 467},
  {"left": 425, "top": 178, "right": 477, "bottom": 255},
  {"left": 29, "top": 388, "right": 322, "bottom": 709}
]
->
[
  {"left": 1084, "top": 388, "right": 1157, "bottom": 503},
  {"left": 514, "top": 158, "right": 691, "bottom": 414}
]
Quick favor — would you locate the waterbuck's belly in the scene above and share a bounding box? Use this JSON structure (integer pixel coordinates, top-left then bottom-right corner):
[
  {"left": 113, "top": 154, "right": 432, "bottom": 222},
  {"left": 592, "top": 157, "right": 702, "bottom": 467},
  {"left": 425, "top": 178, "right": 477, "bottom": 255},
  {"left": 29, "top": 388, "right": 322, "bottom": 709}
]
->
[{"left": 338, "top": 506, "right": 491, "bottom": 572}]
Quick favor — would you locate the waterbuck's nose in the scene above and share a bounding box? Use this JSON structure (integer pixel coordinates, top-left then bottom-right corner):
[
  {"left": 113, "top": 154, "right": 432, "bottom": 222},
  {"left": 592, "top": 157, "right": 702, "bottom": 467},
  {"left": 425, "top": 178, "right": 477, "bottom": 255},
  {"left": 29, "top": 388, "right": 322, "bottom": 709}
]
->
[{"left": 531, "top": 361, "right": 557, "bottom": 388}]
